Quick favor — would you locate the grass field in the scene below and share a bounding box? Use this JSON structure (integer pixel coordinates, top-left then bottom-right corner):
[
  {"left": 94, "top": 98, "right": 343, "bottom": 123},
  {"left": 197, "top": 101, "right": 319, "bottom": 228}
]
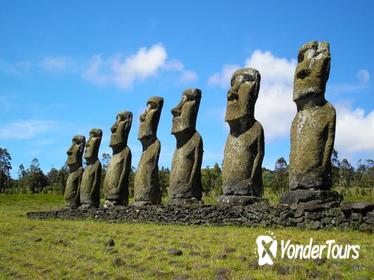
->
[{"left": 0, "top": 194, "right": 373, "bottom": 279}]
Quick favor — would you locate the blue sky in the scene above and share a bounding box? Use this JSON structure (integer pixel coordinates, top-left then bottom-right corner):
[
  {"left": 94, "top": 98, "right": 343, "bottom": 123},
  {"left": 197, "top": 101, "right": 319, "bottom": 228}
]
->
[{"left": 1, "top": 0, "right": 373, "bottom": 178}]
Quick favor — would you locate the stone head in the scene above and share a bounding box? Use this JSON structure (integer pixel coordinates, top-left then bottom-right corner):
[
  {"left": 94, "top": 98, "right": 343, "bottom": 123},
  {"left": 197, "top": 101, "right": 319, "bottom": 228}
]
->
[
  {"left": 110, "top": 111, "right": 132, "bottom": 150},
  {"left": 138, "top": 96, "right": 163, "bottom": 141},
  {"left": 225, "top": 68, "right": 260, "bottom": 124},
  {"left": 66, "top": 135, "right": 86, "bottom": 167},
  {"left": 293, "top": 41, "right": 330, "bottom": 102},
  {"left": 84, "top": 128, "right": 102, "bottom": 161},
  {"left": 171, "top": 88, "right": 201, "bottom": 135}
]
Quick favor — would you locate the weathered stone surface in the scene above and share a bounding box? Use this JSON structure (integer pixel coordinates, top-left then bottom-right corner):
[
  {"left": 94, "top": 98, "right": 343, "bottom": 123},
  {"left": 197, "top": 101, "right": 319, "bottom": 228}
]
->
[
  {"left": 217, "top": 195, "right": 264, "bottom": 206},
  {"left": 341, "top": 202, "right": 374, "bottom": 214},
  {"left": 27, "top": 203, "right": 374, "bottom": 232},
  {"left": 103, "top": 112, "right": 132, "bottom": 207},
  {"left": 220, "top": 68, "right": 264, "bottom": 204},
  {"left": 64, "top": 135, "right": 85, "bottom": 208},
  {"left": 289, "top": 41, "right": 336, "bottom": 191},
  {"left": 280, "top": 189, "right": 342, "bottom": 209},
  {"left": 134, "top": 97, "right": 163, "bottom": 206},
  {"left": 169, "top": 89, "right": 203, "bottom": 205},
  {"left": 80, "top": 129, "right": 102, "bottom": 208}
]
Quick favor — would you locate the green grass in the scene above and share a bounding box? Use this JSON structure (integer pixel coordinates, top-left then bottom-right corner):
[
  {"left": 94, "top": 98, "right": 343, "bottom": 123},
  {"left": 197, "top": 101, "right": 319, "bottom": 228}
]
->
[{"left": 0, "top": 194, "right": 373, "bottom": 279}]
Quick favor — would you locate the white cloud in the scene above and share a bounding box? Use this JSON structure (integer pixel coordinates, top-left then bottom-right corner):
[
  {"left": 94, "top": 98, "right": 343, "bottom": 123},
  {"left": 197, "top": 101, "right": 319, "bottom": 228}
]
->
[
  {"left": 83, "top": 43, "right": 197, "bottom": 89},
  {"left": 329, "top": 69, "right": 370, "bottom": 93},
  {"left": 208, "top": 50, "right": 296, "bottom": 141},
  {"left": 0, "top": 120, "right": 56, "bottom": 139},
  {"left": 0, "top": 60, "right": 32, "bottom": 74},
  {"left": 209, "top": 51, "right": 374, "bottom": 157},
  {"left": 164, "top": 59, "right": 198, "bottom": 83},
  {"left": 208, "top": 64, "right": 241, "bottom": 88},
  {"left": 163, "top": 59, "right": 184, "bottom": 71},
  {"left": 180, "top": 70, "right": 198, "bottom": 83},
  {"left": 245, "top": 50, "right": 296, "bottom": 141},
  {"left": 356, "top": 69, "right": 370, "bottom": 84},
  {"left": 335, "top": 104, "right": 374, "bottom": 153},
  {"left": 42, "top": 57, "right": 70, "bottom": 71}
]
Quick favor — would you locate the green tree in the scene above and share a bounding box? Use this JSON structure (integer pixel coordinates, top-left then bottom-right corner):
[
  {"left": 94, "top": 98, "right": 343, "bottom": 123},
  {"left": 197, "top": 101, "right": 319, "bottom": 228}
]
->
[
  {"left": 57, "top": 165, "right": 69, "bottom": 193},
  {"left": 331, "top": 149, "right": 340, "bottom": 187},
  {"left": 0, "top": 148, "right": 12, "bottom": 192},
  {"left": 101, "top": 153, "right": 111, "bottom": 172},
  {"left": 128, "top": 166, "right": 136, "bottom": 197},
  {"left": 25, "top": 158, "right": 48, "bottom": 193},
  {"left": 159, "top": 166, "right": 170, "bottom": 197},
  {"left": 201, "top": 163, "right": 222, "bottom": 196},
  {"left": 47, "top": 165, "right": 69, "bottom": 193},
  {"left": 271, "top": 157, "right": 288, "bottom": 194},
  {"left": 339, "top": 158, "right": 354, "bottom": 188},
  {"left": 100, "top": 153, "right": 112, "bottom": 194}
]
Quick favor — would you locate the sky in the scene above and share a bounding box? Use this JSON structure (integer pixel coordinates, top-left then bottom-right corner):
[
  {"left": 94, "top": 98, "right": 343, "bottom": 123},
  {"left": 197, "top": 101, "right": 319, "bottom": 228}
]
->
[{"left": 1, "top": 0, "right": 374, "bottom": 178}]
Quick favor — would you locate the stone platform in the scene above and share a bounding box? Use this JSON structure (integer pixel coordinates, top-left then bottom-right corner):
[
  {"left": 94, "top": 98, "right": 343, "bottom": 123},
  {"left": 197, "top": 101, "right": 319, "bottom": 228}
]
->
[{"left": 27, "top": 201, "right": 374, "bottom": 232}]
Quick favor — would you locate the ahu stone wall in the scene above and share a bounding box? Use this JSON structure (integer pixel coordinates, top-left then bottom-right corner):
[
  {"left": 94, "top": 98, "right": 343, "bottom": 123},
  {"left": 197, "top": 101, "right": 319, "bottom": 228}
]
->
[{"left": 27, "top": 201, "right": 374, "bottom": 232}]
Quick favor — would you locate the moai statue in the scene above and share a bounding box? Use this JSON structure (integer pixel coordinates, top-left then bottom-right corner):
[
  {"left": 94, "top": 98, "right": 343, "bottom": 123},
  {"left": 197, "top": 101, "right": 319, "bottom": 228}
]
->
[
  {"left": 218, "top": 68, "right": 265, "bottom": 205},
  {"left": 64, "top": 135, "right": 85, "bottom": 208},
  {"left": 103, "top": 112, "right": 132, "bottom": 207},
  {"left": 280, "top": 41, "right": 342, "bottom": 206},
  {"left": 80, "top": 129, "right": 102, "bottom": 208},
  {"left": 169, "top": 89, "right": 203, "bottom": 205},
  {"left": 133, "top": 97, "right": 164, "bottom": 206}
]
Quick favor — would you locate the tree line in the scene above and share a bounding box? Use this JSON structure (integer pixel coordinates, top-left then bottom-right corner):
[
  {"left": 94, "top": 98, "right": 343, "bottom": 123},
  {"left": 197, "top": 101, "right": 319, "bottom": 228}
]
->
[{"left": 1, "top": 148, "right": 374, "bottom": 196}]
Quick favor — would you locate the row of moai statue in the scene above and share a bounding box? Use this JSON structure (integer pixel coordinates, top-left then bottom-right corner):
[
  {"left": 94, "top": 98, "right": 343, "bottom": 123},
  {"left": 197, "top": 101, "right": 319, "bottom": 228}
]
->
[{"left": 64, "top": 40, "right": 341, "bottom": 208}]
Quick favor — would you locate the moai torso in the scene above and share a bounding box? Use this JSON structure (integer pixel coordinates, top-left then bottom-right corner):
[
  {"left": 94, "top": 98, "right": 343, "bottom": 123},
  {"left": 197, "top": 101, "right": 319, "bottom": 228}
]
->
[
  {"left": 290, "top": 102, "right": 335, "bottom": 190},
  {"left": 64, "top": 135, "right": 85, "bottom": 208},
  {"left": 103, "top": 112, "right": 132, "bottom": 206},
  {"left": 80, "top": 160, "right": 102, "bottom": 207},
  {"left": 80, "top": 129, "right": 102, "bottom": 207},
  {"left": 289, "top": 41, "right": 335, "bottom": 191},
  {"left": 134, "top": 139, "right": 161, "bottom": 203},
  {"left": 64, "top": 167, "right": 84, "bottom": 208},
  {"left": 169, "top": 131, "right": 203, "bottom": 199},
  {"left": 222, "top": 121, "right": 264, "bottom": 196},
  {"left": 134, "top": 97, "right": 163, "bottom": 205},
  {"left": 104, "top": 147, "right": 131, "bottom": 204},
  {"left": 221, "top": 68, "right": 264, "bottom": 197},
  {"left": 169, "top": 89, "right": 203, "bottom": 204}
]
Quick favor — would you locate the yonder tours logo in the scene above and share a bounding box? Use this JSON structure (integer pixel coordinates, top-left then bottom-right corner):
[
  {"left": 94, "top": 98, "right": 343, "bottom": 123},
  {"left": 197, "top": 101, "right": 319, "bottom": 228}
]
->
[{"left": 255, "top": 232, "right": 360, "bottom": 266}]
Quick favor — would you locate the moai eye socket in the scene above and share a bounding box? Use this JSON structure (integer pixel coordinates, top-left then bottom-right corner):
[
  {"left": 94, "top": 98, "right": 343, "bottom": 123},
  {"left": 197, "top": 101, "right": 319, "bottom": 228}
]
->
[
  {"left": 185, "top": 93, "right": 196, "bottom": 101},
  {"left": 298, "top": 50, "right": 306, "bottom": 63},
  {"left": 242, "top": 74, "right": 254, "bottom": 83},
  {"left": 147, "top": 101, "right": 158, "bottom": 109},
  {"left": 297, "top": 69, "right": 311, "bottom": 80}
]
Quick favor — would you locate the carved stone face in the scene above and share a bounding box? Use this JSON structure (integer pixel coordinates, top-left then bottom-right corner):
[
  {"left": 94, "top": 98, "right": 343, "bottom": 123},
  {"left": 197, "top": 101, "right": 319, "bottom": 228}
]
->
[
  {"left": 225, "top": 68, "right": 260, "bottom": 124},
  {"left": 110, "top": 112, "right": 132, "bottom": 149},
  {"left": 138, "top": 97, "right": 163, "bottom": 141},
  {"left": 171, "top": 89, "right": 201, "bottom": 135},
  {"left": 84, "top": 129, "right": 102, "bottom": 161},
  {"left": 66, "top": 135, "right": 85, "bottom": 167},
  {"left": 293, "top": 41, "right": 330, "bottom": 102}
]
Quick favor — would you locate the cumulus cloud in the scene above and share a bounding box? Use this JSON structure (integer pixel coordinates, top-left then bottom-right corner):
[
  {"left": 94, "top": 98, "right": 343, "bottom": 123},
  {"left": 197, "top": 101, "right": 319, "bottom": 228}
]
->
[
  {"left": 0, "top": 120, "right": 56, "bottom": 139},
  {"left": 83, "top": 44, "right": 197, "bottom": 89},
  {"left": 180, "top": 70, "right": 198, "bottom": 83},
  {"left": 208, "top": 64, "right": 241, "bottom": 88},
  {"left": 42, "top": 57, "right": 70, "bottom": 71},
  {"left": 208, "top": 51, "right": 374, "bottom": 157},
  {"left": 245, "top": 50, "right": 297, "bottom": 141},
  {"left": 335, "top": 105, "right": 374, "bottom": 154},
  {"left": 208, "top": 50, "right": 296, "bottom": 141}
]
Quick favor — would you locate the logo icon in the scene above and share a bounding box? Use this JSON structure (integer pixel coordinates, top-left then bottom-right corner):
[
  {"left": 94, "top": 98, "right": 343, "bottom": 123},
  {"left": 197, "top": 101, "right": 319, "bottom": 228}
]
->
[{"left": 256, "top": 232, "right": 277, "bottom": 266}]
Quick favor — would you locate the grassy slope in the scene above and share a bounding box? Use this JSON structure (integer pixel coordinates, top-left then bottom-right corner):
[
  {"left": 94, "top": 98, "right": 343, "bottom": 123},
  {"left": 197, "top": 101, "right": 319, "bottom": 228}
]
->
[{"left": 0, "top": 194, "right": 373, "bottom": 280}]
